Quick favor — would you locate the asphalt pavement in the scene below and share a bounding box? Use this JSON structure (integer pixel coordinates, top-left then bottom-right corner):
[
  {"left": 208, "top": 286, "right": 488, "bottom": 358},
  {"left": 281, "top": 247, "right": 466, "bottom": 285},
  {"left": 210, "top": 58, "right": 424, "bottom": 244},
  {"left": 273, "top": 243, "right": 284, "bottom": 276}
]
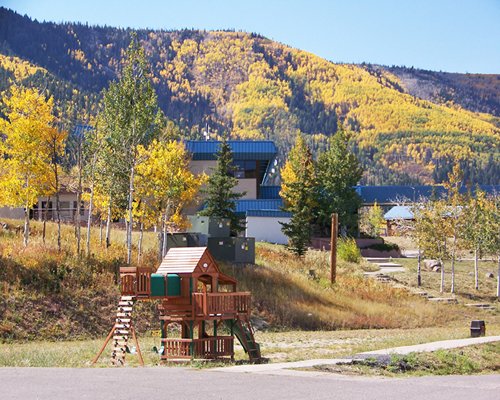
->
[{"left": 1, "top": 367, "right": 499, "bottom": 400}]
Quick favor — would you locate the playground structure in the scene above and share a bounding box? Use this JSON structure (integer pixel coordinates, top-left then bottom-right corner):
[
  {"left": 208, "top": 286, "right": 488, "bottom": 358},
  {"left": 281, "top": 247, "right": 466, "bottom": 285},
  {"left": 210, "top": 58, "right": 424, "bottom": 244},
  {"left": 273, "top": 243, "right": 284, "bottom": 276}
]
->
[{"left": 93, "top": 247, "right": 261, "bottom": 366}]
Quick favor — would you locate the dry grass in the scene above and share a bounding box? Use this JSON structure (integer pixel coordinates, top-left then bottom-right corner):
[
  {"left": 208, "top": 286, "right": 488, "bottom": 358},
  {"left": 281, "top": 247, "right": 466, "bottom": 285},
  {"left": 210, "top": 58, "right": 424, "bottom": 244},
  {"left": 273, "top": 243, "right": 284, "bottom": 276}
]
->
[
  {"left": 390, "top": 258, "right": 499, "bottom": 304},
  {"left": 2, "top": 220, "right": 498, "bottom": 367},
  {"left": 223, "top": 243, "right": 466, "bottom": 331},
  {"left": 0, "top": 219, "right": 160, "bottom": 340}
]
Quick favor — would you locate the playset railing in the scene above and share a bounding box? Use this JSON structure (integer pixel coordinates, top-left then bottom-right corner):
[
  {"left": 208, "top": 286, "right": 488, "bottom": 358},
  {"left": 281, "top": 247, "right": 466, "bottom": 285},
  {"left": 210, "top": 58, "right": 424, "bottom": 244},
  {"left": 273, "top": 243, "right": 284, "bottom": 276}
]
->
[
  {"left": 119, "top": 267, "right": 152, "bottom": 297},
  {"left": 193, "top": 292, "right": 251, "bottom": 317},
  {"left": 161, "top": 336, "right": 234, "bottom": 360},
  {"left": 161, "top": 338, "right": 191, "bottom": 360}
]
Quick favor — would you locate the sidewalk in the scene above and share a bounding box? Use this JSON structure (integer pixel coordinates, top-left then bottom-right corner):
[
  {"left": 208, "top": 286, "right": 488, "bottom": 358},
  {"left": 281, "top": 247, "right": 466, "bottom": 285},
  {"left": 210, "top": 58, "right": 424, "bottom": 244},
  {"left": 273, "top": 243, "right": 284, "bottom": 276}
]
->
[
  {"left": 357, "top": 335, "right": 500, "bottom": 356},
  {"left": 213, "top": 335, "right": 500, "bottom": 374}
]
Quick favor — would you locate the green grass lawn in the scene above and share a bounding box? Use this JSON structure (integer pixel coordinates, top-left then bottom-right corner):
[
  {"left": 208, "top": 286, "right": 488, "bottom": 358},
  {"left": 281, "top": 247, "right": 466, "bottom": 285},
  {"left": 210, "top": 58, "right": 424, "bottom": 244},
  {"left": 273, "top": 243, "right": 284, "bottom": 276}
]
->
[{"left": 2, "top": 323, "right": 500, "bottom": 367}]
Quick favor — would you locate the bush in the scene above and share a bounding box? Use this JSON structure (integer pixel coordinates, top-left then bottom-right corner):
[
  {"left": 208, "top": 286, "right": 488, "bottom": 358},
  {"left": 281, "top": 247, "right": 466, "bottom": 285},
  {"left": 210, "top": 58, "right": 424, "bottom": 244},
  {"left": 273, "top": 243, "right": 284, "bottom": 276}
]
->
[
  {"left": 337, "top": 238, "right": 361, "bottom": 263},
  {"left": 367, "top": 242, "right": 400, "bottom": 252}
]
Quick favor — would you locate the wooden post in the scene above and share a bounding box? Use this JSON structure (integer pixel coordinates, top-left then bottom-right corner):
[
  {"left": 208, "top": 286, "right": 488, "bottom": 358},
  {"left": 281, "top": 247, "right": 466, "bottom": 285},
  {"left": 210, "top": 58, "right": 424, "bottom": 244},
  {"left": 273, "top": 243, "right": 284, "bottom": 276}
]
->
[
  {"left": 330, "top": 213, "right": 338, "bottom": 284},
  {"left": 130, "top": 324, "right": 144, "bottom": 367},
  {"left": 92, "top": 324, "right": 116, "bottom": 364}
]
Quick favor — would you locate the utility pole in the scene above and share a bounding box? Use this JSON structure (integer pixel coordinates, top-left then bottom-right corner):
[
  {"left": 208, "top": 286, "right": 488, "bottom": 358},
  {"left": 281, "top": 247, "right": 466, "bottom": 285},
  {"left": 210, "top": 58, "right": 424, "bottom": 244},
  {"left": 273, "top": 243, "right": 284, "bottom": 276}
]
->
[{"left": 330, "top": 213, "right": 338, "bottom": 284}]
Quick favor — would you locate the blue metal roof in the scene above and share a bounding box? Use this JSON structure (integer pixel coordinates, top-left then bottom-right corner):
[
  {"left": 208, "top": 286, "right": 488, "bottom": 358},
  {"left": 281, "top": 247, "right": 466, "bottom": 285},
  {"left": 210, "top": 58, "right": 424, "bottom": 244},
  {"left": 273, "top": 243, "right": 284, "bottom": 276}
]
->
[
  {"left": 185, "top": 140, "right": 277, "bottom": 161},
  {"left": 384, "top": 206, "right": 414, "bottom": 220},
  {"left": 259, "top": 186, "right": 281, "bottom": 199},
  {"left": 246, "top": 210, "right": 291, "bottom": 218},
  {"left": 235, "top": 199, "right": 283, "bottom": 213}
]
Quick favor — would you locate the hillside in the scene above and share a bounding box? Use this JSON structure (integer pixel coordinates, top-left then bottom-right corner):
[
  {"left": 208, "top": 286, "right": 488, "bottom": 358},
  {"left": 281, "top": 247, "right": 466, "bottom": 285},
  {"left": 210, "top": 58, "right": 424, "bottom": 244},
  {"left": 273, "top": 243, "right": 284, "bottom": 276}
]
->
[
  {"left": 381, "top": 65, "right": 500, "bottom": 117},
  {"left": 0, "top": 220, "right": 461, "bottom": 341},
  {"left": 0, "top": 7, "right": 498, "bottom": 185}
]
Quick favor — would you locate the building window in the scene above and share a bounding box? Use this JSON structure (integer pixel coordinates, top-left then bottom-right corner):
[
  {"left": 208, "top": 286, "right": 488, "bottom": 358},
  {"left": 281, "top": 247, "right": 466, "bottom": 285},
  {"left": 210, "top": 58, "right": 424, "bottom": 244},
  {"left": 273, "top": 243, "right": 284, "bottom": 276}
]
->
[{"left": 232, "top": 160, "right": 256, "bottom": 179}]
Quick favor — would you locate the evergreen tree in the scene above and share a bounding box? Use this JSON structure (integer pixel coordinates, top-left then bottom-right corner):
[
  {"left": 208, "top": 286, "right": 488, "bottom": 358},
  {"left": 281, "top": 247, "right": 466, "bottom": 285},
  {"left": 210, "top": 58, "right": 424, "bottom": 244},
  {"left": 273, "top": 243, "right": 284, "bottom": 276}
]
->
[
  {"left": 280, "top": 135, "right": 317, "bottom": 256},
  {"left": 199, "top": 137, "right": 245, "bottom": 236},
  {"left": 315, "top": 128, "right": 362, "bottom": 236}
]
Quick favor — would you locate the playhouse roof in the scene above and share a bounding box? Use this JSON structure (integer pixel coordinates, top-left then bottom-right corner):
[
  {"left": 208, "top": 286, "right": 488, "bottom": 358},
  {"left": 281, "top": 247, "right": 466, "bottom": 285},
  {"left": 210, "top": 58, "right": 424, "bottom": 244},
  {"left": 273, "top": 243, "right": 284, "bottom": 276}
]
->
[{"left": 156, "top": 247, "right": 220, "bottom": 275}]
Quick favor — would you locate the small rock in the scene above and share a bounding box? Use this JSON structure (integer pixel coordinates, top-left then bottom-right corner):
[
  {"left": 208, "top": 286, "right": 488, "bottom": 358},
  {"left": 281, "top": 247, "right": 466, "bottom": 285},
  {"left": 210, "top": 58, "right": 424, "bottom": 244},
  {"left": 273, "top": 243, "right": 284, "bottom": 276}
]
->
[
  {"left": 250, "top": 316, "right": 270, "bottom": 331},
  {"left": 424, "top": 259, "right": 442, "bottom": 271},
  {"left": 485, "top": 272, "right": 495, "bottom": 279}
]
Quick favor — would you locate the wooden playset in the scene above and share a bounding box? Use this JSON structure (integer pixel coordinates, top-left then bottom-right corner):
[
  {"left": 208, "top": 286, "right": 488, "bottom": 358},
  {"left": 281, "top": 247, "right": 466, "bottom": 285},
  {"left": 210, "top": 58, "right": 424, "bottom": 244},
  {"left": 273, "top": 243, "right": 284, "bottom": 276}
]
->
[{"left": 93, "top": 247, "right": 261, "bottom": 366}]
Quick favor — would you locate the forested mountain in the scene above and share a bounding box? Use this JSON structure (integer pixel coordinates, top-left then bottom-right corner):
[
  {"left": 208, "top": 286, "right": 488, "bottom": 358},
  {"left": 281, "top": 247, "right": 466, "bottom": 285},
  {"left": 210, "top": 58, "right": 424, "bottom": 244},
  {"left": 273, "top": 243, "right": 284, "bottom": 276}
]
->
[
  {"left": 0, "top": 7, "right": 498, "bottom": 185},
  {"left": 381, "top": 65, "right": 500, "bottom": 117}
]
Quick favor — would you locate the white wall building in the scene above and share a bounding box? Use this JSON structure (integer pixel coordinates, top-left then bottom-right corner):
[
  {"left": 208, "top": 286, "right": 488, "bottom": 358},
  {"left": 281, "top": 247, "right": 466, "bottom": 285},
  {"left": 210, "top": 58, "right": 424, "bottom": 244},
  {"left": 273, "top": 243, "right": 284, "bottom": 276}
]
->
[{"left": 245, "top": 210, "right": 291, "bottom": 245}]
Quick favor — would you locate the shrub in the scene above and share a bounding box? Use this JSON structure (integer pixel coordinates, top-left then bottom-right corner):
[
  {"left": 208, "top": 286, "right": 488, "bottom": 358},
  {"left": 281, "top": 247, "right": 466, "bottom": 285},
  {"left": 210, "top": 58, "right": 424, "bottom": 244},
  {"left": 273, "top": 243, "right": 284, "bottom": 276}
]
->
[
  {"left": 367, "top": 242, "right": 400, "bottom": 252},
  {"left": 337, "top": 238, "right": 361, "bottom": 263}
]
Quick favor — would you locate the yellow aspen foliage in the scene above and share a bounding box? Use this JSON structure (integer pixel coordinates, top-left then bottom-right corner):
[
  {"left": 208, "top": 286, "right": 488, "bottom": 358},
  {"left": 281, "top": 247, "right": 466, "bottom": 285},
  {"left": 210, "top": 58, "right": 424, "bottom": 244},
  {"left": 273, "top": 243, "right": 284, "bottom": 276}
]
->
[
  {"left": 0, "top": 54, "right": 47, "bottom": 80},
  {"left": 134, "top": 140, "right": 207, "bottom": 231},
  {"left": 0, "top": 86, "right": 57, "bottom": 245}
]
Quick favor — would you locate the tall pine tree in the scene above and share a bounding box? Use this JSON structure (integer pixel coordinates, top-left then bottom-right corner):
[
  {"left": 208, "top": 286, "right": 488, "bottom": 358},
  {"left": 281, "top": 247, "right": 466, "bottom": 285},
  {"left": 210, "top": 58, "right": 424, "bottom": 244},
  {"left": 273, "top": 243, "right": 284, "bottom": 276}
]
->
[
  {"left": 315, "top": 128, "right": 362, "bottom": 236},
  {"left": 199, "top": 137, "right": 245, "bottom": 236},
  {"left": 280, "top": 135, "right": 317, "bottom": 256}
]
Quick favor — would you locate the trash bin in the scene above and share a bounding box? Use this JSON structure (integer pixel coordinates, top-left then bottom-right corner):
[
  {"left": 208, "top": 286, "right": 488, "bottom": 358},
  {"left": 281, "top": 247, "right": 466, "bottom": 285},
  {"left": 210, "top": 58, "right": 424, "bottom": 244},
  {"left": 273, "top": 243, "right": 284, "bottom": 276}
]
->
[{"left": 470, "top": 320, "right": 486, "bottom": 337}]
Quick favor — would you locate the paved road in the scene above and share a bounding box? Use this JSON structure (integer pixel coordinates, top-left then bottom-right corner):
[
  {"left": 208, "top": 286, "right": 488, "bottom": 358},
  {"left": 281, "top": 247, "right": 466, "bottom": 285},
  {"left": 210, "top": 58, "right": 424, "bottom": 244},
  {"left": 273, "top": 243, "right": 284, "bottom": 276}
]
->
[{"left": 1, "top": 367, "right": 499, "bottom": 400}]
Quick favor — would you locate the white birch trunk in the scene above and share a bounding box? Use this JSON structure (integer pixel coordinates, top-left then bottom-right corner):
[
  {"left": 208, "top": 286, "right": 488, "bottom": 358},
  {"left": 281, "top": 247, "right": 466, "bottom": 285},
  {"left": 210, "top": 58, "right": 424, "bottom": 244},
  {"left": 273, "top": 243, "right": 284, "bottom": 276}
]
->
[
  {"left": 440, "top": 258, "right": 445, "bottom": 293},
  {"left": 55, "top": 187, "right": 61, "bottom": 253},
  {"left": 474, "top": 247, "right": 479, "bottom": 290},
  {"left": 86, "top": 184, "right": 94, "bottom": 257},
  {"left": 23, "top": 201, "right": 29, "bottom": 247},
  {"left": 99, "top": 219, "right": 103, "bottom": 245},
  {"left": 417, "top": 247, "right": 422, "bottom": 287},
  {"left": 138, "top": 222, "right": 143, "bottom": 263},
  {"left": 105, "top": 201, "right": 112, "bottom": 249},
  {"left": 126, "top": 164, "right": 135, "bottom": 264}
]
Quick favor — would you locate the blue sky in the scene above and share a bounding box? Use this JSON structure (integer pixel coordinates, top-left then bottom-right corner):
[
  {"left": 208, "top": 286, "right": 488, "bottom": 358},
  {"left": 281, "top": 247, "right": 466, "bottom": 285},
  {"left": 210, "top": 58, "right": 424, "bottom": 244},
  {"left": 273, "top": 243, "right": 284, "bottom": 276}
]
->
[{"left": 2, "top": 0, "right": 499, "bottom": 73}]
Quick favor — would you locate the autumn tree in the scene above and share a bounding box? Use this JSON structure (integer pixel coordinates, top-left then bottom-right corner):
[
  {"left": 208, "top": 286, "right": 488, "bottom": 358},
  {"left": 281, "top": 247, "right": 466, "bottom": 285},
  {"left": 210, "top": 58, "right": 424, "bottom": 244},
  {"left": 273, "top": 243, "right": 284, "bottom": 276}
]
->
[
  {"left": 461, "top": 188, "right": 490, "bottom": 290},
  {"left": 442, "top": 165, "right": 465, "bottom": 294},
  {"left": 199, "top": 137, "right": 245, "bottom": 236},
  {"left": 415, "top": 197, "right": 449, "bottom": 293},
  {"left": 361, "top": 202, "right": 385, "bottom": 238},
  {"left": 100, "top": 34, "right": 162, "bottom": 263},
  {"left": 80, "top": 122, "right": 106, "bottom": 257},
  {"left": 0, "top": 86, "right": 54, "bottom": 246},
  {"left": 480, "top": 193, "right": 500, "bottom": 299},
  {"left": 41, "top": 124, "right": 68, "bottom": 251},
  {"left": 280, "top": 135, "right": 317, "bottom": 256},
  {"left": 135, "top": 140, "right": 206, "bottom": 258},
  {"left": 315, "top": 128, "right": 362, "bottom": 236},
  {"left": 66, "top": 125, "right": 87, "bottom": 254}
]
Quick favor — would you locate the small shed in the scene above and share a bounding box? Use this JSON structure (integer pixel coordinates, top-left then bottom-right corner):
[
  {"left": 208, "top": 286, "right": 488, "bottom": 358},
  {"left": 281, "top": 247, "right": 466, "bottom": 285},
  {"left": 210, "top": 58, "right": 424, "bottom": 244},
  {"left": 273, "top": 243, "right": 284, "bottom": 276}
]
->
[{"left": 384, "top": 206, "right": 414, "bottom": 235}]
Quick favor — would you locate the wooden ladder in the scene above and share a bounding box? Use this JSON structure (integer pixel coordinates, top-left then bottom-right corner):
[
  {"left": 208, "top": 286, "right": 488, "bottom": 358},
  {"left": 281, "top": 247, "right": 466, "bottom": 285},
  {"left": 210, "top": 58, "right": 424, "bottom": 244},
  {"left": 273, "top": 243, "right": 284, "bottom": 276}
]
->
[
  {"left": 111, "top": 296, "right": 134, "bottom": 366},
  {"left": 92, "top": 295, "right": 144, "bottom": 366},
  {"left": 235, "top": 315, "right": 261, "bottom": 362}
]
